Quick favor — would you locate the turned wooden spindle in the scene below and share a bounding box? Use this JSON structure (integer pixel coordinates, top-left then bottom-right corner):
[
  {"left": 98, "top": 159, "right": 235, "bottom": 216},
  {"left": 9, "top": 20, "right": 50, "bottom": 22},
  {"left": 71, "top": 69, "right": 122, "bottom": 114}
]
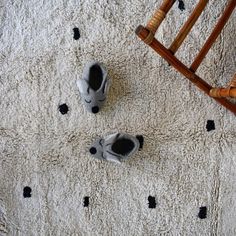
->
[
  {"left": 210, "top": 74, "right": 236, "bottom": 98},
  {"left": 145, "top": 0, "right": 176, "bottom": 44}
]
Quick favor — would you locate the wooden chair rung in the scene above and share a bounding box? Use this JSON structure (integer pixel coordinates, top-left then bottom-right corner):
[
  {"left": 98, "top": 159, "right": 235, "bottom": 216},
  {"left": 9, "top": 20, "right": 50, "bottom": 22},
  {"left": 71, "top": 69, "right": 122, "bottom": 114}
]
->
[
  {"left": 190, "top": 0, "right": 236, "bottom": 72},
  {"left": 169, "top": 0, "right": 209, "bottom": 54}
]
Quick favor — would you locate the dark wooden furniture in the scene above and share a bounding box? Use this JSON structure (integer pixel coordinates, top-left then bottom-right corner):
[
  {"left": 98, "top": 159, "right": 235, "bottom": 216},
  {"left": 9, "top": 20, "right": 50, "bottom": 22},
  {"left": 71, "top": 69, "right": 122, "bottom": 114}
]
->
[{"left": 135, "top": 0, "right": 236, "bottom": 114}]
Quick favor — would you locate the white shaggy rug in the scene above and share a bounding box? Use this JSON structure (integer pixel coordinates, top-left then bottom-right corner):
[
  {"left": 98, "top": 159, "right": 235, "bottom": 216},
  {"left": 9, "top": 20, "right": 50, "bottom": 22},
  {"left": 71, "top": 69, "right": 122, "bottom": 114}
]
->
[{"left": 0, "top": 0, "right": 236, "bottom": 235}]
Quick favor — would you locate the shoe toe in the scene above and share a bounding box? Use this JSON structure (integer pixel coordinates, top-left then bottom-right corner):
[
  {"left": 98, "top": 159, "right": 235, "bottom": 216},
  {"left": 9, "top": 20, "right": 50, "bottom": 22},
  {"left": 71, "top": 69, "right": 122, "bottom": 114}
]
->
[
  {"left": 91, "top": 106, "right": 99, "bottom": 113},
  {"left": 89, "top": 147, "right": 97, "bottom": 154}
]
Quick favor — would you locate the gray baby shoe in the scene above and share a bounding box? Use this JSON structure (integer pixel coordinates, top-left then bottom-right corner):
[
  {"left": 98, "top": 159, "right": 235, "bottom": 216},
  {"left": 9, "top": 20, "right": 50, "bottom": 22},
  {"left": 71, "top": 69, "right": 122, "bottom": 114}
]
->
[
  {"left": 89, "top": 132, "right": 144, "bottom": 164},
  {"left": 77, "top": 61, "right": 110, "bottom": 113}
]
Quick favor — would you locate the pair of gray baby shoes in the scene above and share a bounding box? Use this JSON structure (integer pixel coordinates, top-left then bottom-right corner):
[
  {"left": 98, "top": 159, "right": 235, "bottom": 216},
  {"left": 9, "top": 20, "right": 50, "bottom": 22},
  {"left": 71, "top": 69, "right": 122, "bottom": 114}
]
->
[{"left": 76, "top": 61, "right": 143, "bottom": 164}]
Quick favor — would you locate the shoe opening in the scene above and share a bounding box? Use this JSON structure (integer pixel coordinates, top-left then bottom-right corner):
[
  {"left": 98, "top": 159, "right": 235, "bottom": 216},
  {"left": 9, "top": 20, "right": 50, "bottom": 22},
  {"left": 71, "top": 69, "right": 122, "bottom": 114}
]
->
[
  {"left": 89, "top": 64, "right": 103, "bottom": 91},
  {"left": 111, "top": 138, "right": 135, "bottom": 156}
]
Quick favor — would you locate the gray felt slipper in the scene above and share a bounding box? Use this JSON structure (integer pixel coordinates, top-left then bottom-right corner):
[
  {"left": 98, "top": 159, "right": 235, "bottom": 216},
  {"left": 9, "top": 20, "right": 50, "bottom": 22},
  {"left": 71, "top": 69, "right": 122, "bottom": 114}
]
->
[
  {"left": 76, "top": 61, "right": 110, "bottom": 114},
  {"left": 89, "top": 132, "right": 144, "bottom": 164}
]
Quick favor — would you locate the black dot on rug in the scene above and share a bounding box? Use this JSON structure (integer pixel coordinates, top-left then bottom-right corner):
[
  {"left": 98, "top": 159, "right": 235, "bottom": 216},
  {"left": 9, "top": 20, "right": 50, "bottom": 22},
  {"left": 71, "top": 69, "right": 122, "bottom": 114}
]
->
[
  {"left": 83, "top": 197, "right": 89, "bottom": 207},
  {"left": 198, "top": 206, "right": 207, "bottom": 219},
  {"left": 148, "top": 196, "right": 156, "bottom": 209},
  {"left": 23, "top": 186, "right": 32, "bottom": 198},
  {"left": 73, "top": 27, "right": 80, "bottom": 40},
  {"left": 206, "top": 120, "right": 215, "bottom": 132},
  {"left": 58, "top": 103, "right": 69, "bottom": 115},
  {"left": 178, "top": 0, "right": 185, "bottom": 11}
]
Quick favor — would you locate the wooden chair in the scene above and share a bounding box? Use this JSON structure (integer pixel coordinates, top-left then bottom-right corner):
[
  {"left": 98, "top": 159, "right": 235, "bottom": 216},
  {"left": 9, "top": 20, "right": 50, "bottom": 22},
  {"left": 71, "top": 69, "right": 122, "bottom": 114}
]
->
[{"left": 135, "top": 0, "right": 236, "bottom": 114}]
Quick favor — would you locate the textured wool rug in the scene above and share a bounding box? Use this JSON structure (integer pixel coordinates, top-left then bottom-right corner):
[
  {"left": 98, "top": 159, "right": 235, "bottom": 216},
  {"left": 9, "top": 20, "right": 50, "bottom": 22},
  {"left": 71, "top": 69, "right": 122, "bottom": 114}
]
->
[{"left": 0, "top": 0, "right": 236, "bottom": 235}]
